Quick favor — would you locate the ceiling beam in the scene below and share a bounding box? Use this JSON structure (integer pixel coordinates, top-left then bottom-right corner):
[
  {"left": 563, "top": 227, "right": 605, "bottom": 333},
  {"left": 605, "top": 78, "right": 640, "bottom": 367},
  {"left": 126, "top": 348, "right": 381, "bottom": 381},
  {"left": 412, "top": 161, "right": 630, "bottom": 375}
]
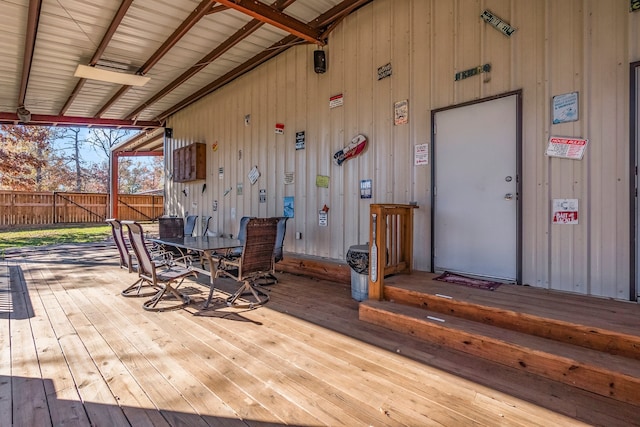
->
[
  {"left": 0, "top": 112, "right": 160, "bottom": 129},
  {"left": 157, "top": 34, "right": 298, "bottom": 121},
  {"left": 124, "top": 0, "right": 299, "bottom": 121},
  {"left": 214, "top": 0, "right": 325, "bottom": 45},
  {"left": 18, "top": 0, "right": 42, "bottom": 107},
  {"left": 125, "top": 19, "right": 264, "bottom": 120},
  {"left": 312, "top": 0, "right": 372, "bottom": 29},
  {"left": 95, "top": 0, "right": 216, "bottom": 118},
  {"left": 59, "top": 0, "right": 134, "bottom": 116}
]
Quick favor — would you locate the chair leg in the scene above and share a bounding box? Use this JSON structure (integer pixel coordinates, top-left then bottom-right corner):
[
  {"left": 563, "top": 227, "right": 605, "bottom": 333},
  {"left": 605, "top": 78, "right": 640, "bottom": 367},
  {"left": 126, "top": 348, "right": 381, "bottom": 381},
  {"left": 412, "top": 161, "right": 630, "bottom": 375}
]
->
[
  {"left": 142, "top": 282, "right": 190, "bottom": 312},
  {"left": 256, "top": 272, "right": 278, "bottom": 286},
  {"left": 226, "top": 280, "right": 269, "bottom": 308},
  {"left": 121, "top": 277, "right": 161, "bottom": 298}
]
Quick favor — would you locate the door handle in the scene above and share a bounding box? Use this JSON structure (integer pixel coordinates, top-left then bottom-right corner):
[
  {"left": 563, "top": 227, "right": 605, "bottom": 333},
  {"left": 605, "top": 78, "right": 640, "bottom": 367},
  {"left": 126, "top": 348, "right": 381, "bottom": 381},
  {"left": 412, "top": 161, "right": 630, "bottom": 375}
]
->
[{"left": 504, "top": 193, "right": 514, "bottom": 200}]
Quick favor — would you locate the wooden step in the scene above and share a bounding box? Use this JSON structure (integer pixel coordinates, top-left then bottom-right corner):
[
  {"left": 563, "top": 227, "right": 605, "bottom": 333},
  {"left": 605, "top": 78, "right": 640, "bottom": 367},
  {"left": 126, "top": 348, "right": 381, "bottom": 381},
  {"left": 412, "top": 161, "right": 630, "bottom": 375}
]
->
[
  {"left": 359, "top": 300, "right": 640, "bottom": 406},
  {"left": 384, "top": 284, "right": 640, "bottom": 360},
  {"left": 277, "top": 253, "right": 351, "bottom": 284}
]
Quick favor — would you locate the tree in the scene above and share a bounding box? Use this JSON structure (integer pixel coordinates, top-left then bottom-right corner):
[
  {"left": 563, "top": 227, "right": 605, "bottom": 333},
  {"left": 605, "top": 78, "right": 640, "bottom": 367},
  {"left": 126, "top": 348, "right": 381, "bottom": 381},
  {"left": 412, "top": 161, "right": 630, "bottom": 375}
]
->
[
  {"left": 117, "top": 157, "right": 164, "bottom": 194},
  {"left": 0, "top": 125, "right": 55, "bottom": 190},
  {"left": 56, "top": 128, "right": 87, "bottom": 191}
]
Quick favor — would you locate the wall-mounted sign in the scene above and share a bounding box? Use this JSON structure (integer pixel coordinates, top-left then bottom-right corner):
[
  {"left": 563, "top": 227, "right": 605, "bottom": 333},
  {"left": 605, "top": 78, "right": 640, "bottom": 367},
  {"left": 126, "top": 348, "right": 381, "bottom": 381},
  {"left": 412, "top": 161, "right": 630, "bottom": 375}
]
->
[
  {"left": 333, "top": 134, "right": 368, "bottom": 166},
  {"left": 316, "top": 175, "right": 329, "bottom": 188},
  {"left": 414, "top": 143, "right": 428, "bottom": 165},
  {"left": 552, "top": 199, "right": 579, "bottom": 224},
  {"left": 329, "top": 93, "right": 344, "bottom": 108},
  {"left": 546, "top": 136, "right": 589, "bottom": 160},
  {"left": 212, "top": 200, "right": 218, "bottom": 211},
  {"left": 455, "top": 64, "right": 491, "bottom": 81},
  {"left": 236, "top": 182, "right": 243, "bottom": 195},
  {"left": 284, "top": 171, "right": 294, "bottom": 185},
  {"left": 481, "top": 10, "right": 516, "bottom": 37},
  {"left": 284, "top": 196, "right": 294, "bottom": 218},
  {"left": 552, "top": 92, "right": 579, "bottom": 124},
  {"left": 377, "top": 63, "right": 392, "bottom": 80},
  {"left": 318, "top": 210, "right": 328, "bottom": 227},
  {"left": 275, "top": 123, "right": 285, "bottom": 134},
  {"left": 248, "top": 165, "right": 260, "bottom": 185},
  {"left": 259, "top": 189, "right": 266, "bottom": 203},
  {"left": 394, "top": 100, "right": 408, "bottom": 125},
  {"left": 218, "top": 167, "right": 224, "bottom": 179},
  {"left": 631, "top": 0, "right": 640, "bottom": 12},
  {"left": 295, "top": 131, "right": 305, "bottom": 150},
  {"left": 360, "top": 179, "right": 372, "bottom": 199}
]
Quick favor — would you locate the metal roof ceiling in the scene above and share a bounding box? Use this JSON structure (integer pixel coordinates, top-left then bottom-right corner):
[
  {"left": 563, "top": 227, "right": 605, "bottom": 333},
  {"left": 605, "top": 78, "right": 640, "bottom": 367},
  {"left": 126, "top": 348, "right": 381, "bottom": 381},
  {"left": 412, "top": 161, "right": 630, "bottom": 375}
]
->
[{"left": 1, "top": 0, "right": 371, "bottom": 136}]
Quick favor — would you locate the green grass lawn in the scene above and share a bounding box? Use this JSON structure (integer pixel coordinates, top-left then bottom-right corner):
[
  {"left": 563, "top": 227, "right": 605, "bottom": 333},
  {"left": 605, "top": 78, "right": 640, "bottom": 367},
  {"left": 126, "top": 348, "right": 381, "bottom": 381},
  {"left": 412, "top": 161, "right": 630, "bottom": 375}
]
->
[{"left": 0, "top": 224, "right": 112, "bottom": 250}]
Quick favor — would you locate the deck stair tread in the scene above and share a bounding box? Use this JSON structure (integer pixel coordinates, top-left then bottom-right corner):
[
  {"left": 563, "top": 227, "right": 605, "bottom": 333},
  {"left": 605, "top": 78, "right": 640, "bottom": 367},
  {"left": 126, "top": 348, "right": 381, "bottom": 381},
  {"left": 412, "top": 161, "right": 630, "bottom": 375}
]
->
[
  {"left": 383, "top": 273, "right": 639, "bottom": 334},
  {"left": 359, "top": 299, "right": 640, "bottom": 406},
  {"left": 383, "top": 280, "right": 640, "bottom": 360}
]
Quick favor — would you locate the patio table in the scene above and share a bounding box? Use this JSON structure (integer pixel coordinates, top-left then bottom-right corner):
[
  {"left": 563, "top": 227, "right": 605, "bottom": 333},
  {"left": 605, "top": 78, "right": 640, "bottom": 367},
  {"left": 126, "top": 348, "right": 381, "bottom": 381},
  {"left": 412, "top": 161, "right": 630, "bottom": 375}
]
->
[{"left": 149, "top": 236, "right": 242, "bottom": 307}]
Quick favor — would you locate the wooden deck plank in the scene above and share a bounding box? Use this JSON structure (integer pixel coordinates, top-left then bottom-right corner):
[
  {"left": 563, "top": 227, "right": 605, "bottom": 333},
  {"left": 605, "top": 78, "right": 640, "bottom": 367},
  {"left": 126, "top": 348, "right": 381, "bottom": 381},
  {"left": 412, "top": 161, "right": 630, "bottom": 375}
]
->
[
  {"left": 249, "top": 298, "right": 585, "bottom": 427},
  {"left": 50, "top": 268, "right": 237, "bottom": 427},
  {"left": 4, "top": 245, "right": 639, "bottom": 426},
  {"left": 23, "top": 261, "right": 132, "bottom": 427},
  {"left": 385, "top": 273, "right": 640, "bottom": 333},
  {"left": 91, "top": 269, "right": 382, "bottom": 427},
  {"left": 28, "top": 263, "right": 173, "bottom": 427},
  {"left": 7, "top": 263, "right": 52, "bottom": 427},
  {"left": 266, "top": 274, "right": 640, "bottom": 427},
  {"left": 0, "top": 265, "right": 14, "bottom": 423},
  {"left": 19, "top": 263, "right": 92, "bottom": 427}
]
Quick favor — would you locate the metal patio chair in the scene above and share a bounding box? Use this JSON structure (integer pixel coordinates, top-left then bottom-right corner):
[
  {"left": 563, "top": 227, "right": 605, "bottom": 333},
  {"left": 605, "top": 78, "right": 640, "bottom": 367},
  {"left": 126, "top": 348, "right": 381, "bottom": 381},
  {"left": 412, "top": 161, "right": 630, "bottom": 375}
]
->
[
  {"left": 207, "top": 217, "right": 278, "bottom": 308},
  {"left": 256, "top": 216, "right": 288, "bottom": 285},
  {"left": 106, "top": 218, "right": 166, "bottom": 297},
  {"left": 184, "top": 214, "right": 198, "bottom": 236},
  {"left": 123, "top": 220, "right": 197, "bottom": 311}
]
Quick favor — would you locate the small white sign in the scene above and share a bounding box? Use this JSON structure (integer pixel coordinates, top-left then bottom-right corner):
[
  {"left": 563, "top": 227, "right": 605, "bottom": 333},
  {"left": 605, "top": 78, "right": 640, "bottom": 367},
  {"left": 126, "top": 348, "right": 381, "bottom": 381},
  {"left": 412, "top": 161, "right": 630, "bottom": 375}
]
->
[
  {"left": 248, "top": 166, "right": 260, "bottom": 185},
  {"left": 318, "top": 210, "right": 328, "bottom": 227},
  {"left": 552, "top": 199, "right": 579, "bottom": 224},
  {"left": 414, "top": 143, "right": 428, "bottom": 165}
]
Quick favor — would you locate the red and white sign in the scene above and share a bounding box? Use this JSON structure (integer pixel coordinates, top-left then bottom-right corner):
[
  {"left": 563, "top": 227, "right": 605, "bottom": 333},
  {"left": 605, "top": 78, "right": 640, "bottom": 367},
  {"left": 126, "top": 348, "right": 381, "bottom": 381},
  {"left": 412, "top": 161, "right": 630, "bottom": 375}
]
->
[
  {"left": 552, "top": 199, "right": 579, "bottom": 224},
  {"left": 329, "top": 94, "right": 344, "bottom": 109},
  {"left": 275, "top": 123, "right": 285, "bottom": 134},
  {"left": 546, "top": 136, "right": 588, "bottom": 160}
]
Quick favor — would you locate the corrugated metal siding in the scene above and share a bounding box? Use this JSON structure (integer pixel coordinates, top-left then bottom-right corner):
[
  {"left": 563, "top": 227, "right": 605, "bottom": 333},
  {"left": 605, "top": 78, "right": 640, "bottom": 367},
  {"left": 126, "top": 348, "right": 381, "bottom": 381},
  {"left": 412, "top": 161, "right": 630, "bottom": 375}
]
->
[{"left": 166, "top": 0, "right": 640, "bottom": 299}]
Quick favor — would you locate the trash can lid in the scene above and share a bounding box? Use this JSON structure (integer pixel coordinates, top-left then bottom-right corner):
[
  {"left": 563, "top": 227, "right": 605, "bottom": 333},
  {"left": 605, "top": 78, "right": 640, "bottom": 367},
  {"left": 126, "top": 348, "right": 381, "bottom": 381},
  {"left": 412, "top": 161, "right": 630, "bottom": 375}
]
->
[{"left": 346, "top": 244, "right": 369, "bottom": 273}]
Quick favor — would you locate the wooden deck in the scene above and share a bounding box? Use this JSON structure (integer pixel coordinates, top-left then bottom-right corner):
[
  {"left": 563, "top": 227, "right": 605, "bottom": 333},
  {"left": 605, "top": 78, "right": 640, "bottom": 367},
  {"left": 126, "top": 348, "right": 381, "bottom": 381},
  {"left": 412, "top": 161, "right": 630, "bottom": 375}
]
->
[{"left": 1, "top": 244, "right": 638, "bottom": 426}]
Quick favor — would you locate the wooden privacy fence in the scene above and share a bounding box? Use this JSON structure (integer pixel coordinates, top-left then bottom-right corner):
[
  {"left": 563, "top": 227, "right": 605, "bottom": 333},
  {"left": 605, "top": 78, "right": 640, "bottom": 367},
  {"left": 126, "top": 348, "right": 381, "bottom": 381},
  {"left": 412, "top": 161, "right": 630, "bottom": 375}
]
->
[{"left": 0, "top": 191, "right": 164, "bottom": 226}]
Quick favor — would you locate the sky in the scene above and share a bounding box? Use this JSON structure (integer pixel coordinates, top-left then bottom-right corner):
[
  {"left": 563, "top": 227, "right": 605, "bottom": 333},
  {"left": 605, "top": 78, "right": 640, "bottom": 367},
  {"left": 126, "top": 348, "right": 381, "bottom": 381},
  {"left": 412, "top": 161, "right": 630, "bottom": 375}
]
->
[{"left": 53, "top": 127, "right": 156, "bottom": 166}]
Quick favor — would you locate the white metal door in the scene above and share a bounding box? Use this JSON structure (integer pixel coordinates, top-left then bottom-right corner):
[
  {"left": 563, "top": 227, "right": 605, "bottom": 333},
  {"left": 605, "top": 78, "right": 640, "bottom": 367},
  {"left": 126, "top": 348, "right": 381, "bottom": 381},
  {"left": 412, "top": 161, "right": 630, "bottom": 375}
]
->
[{"left": 433, "top": 94, "right": 518, "bottom": 280}]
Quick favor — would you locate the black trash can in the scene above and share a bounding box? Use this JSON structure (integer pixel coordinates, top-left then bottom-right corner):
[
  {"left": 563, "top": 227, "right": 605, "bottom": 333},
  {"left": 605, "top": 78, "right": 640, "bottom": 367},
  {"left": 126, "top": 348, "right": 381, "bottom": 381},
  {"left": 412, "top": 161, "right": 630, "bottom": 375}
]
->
[{"left": 346, "top": 244, "right": 369, "bottom": 301}]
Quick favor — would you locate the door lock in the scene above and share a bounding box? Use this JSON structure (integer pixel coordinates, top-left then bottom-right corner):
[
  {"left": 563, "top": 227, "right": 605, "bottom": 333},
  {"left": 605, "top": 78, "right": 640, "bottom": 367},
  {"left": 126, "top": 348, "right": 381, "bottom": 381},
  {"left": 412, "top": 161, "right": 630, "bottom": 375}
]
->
[{"left": 504, "top": 193, "right": 514, "bottom": 200}]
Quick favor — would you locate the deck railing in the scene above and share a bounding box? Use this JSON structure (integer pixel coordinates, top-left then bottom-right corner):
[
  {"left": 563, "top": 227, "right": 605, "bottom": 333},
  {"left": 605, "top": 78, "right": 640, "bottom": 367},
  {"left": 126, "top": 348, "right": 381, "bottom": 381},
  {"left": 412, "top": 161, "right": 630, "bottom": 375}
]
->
[{"left": 368, "top": 203, "right": 418, "bottom": 300}]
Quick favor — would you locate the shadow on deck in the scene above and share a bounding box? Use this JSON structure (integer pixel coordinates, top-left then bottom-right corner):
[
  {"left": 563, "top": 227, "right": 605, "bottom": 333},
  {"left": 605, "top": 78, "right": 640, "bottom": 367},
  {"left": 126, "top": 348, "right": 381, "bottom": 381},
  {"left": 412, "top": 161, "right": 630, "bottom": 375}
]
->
[{"left": 358, "top": 271, "right": 640, "bottom": 409}]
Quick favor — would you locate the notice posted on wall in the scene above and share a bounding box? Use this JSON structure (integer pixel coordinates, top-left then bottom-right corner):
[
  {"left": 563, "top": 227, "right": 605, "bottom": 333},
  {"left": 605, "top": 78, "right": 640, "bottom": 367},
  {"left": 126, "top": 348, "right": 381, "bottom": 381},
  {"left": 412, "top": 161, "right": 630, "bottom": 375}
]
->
[
  {"left": 552, "top": 199, "right": 579, "bottom": 224},
  {"left": 545, "top": 136, "right": 588, "bottom": 160}
]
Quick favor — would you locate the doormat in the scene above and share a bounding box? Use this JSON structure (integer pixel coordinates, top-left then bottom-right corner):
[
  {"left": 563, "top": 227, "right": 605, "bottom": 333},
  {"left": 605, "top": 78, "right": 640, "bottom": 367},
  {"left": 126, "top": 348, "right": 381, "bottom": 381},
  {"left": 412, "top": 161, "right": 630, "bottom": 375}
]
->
[{"left": 434, "top": 271, "right": 502, "bottom": 291}]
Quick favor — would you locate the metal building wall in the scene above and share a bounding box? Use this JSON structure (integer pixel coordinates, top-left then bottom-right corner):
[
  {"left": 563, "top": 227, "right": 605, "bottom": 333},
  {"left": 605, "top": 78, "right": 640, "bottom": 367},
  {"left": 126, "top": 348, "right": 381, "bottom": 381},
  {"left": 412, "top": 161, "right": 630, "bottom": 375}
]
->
[{"left": 165, "top": 0, "right": 640, "bottom": 299}]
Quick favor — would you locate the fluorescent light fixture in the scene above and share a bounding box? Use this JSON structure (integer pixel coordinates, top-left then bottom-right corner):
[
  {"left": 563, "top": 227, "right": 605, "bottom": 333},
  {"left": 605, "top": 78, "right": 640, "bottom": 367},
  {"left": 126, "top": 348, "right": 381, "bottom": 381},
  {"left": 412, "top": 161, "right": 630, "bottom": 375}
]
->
[{"left": 74, "top": 64, "right": 150, "bottom": 86}]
